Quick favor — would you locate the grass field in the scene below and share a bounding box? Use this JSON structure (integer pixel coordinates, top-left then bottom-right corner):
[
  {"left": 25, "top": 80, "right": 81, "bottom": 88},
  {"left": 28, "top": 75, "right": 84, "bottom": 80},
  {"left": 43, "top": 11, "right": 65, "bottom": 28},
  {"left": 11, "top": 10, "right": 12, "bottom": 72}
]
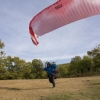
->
[{"left": 0, "top": 76, "right": 100, "bottom": 100}]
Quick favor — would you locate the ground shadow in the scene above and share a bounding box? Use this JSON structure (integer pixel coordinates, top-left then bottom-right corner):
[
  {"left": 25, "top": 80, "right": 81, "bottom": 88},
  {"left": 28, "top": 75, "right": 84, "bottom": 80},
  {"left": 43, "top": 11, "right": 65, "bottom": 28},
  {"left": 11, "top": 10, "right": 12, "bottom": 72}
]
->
[
  {"left": 0, "top": 86, "right": 53, "bottom": 91},
  {"left": 0, "top": 86, "right": 21, "bottom": 90}
]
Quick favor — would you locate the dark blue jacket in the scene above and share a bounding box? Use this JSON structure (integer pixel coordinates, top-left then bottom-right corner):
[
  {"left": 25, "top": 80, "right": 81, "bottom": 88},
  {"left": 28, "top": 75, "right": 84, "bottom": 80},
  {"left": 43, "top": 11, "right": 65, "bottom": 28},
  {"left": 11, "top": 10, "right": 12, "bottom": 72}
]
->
[{"left": 44, "top": 64, "right": 57, "bottom": 74}]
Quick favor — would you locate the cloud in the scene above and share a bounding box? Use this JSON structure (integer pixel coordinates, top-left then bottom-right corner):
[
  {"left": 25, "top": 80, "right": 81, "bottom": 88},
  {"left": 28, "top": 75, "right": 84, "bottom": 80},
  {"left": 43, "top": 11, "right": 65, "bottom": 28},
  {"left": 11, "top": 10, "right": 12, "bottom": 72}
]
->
[{"left": 0, "top": 0, "right": 100, "bottom": 64}]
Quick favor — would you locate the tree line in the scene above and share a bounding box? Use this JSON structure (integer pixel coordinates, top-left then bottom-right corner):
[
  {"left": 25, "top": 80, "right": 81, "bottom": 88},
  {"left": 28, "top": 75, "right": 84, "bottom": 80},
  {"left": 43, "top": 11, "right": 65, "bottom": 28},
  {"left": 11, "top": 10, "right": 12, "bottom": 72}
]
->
[
  {"left": 0, "top": 39, "right": 100, "bottom": 80},
  {"left": 58, "top": 44, "right": 100, "bottom": 77}
]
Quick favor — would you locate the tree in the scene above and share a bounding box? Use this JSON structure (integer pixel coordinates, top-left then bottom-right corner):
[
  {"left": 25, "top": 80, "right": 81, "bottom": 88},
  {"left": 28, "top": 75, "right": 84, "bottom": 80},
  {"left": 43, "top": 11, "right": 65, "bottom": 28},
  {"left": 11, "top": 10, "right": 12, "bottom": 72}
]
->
[
  {"left": 12, "top": 57, "right": 26, "bottom": 78},
  {"left": 69, "top": 56, "right": 81, "bottom": 77},
  {"left": 0, "top": 40, "right": 10, "bottom": 79},
  {"left": 0, "top": 39, "right": 5, "bottom": 59},
  {"left": 80, "top": 56, "right": 92, "bottom": 76},
  {"left": 58, "top": 64, "right": 69, "bottom": 78},
  {"left": 87, "top": 44, "right": 100, "bottom": 58},
  {"left": 31, "top": 59, "right": 44, "bottom": 79},
  {"left": 22, "top": 62, "right": 32, "bottom": 79},
  {"left": 87, "top": 44, "right": 100, "bottom": 73},
  {"left": 5, "top": 56, "right": 27, "bottom": 79}
]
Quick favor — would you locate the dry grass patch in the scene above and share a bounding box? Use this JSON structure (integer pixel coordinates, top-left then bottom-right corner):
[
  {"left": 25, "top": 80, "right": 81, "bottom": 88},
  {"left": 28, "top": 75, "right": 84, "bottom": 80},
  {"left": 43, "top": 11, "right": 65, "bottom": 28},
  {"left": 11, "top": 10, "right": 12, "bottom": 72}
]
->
[{"left": 0, "top": 76, "right": 100, "bottom": 100}]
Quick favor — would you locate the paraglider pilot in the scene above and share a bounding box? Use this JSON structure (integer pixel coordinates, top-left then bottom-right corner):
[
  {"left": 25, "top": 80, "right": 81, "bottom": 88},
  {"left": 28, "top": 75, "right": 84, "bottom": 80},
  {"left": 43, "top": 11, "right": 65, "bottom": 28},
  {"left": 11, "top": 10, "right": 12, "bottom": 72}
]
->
[{"left": 44, "top": 62, "right": 59, "bottom": 88}]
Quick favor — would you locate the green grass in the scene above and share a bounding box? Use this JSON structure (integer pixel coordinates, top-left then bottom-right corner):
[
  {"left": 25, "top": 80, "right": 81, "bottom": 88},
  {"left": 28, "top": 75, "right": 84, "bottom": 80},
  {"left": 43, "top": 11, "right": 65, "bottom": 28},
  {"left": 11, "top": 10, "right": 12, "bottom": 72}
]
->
[{"left": 42, "top": 80, "right": 100, "bottom": 100}]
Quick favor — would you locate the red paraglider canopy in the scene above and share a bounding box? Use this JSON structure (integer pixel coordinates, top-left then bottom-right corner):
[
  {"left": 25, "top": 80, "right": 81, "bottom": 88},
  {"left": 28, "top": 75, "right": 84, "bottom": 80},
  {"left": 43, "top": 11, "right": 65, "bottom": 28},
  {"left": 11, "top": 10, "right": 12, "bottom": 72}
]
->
[{"left": 29, "top": 0, "right": 100, "bottom": 45}]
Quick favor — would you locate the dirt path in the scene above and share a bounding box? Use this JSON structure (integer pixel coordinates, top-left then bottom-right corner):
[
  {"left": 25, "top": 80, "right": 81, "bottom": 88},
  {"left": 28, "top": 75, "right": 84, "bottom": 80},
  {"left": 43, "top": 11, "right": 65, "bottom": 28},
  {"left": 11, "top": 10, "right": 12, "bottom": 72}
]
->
[{"left": 0, "top": 76, "right": 99, "bottom": 100}]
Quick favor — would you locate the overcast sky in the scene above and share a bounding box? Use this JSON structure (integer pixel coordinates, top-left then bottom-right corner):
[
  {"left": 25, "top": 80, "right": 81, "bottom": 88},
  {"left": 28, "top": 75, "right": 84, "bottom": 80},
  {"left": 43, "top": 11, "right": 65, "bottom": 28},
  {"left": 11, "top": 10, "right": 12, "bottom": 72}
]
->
[{"left": 0, "top": 0, "right": 100, "bottom": 64}]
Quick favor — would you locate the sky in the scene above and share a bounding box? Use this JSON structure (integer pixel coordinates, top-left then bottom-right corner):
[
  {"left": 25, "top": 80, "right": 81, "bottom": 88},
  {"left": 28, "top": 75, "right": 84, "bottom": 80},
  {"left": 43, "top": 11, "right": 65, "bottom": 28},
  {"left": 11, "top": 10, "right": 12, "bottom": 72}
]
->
[{"left": 0, "top": 0, "right": 100, "bottom": 64}]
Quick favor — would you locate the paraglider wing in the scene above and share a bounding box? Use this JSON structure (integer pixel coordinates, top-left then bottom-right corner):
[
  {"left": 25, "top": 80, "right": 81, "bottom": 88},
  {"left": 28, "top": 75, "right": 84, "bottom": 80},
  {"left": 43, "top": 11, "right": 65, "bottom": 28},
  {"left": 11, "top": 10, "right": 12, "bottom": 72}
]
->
[{"left": 29, "top": 0, "right": 100, "bottom": 45}]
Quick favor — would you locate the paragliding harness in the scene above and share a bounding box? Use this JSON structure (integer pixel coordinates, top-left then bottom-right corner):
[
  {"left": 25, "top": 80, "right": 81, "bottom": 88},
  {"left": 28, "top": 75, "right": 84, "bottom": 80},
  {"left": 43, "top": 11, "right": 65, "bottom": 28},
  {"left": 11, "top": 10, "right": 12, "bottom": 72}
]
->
[
  {"left": 47, "top": 69, "right": 60, "bottom": 79},
  {"left": 53, "top": 69, "right": 60, "bottom": 79}
]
